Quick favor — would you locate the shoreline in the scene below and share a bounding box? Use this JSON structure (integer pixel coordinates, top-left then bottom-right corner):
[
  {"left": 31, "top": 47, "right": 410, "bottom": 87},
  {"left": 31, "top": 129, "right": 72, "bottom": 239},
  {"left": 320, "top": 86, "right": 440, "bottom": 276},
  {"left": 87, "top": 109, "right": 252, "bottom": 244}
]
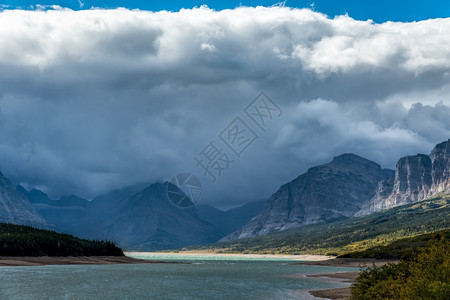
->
[
  {"left": 125, "top": 251, "right": 335, "bottom": 261},
  {"left": 306, "top": 272, "right": 359, "bottom": 300},
  {"left": 292, "top": 257, "right": 398, "bottom": 267},
  {"left": 0, "top": 256, "right": 182, "bottom": 267},
  {"left": 299, "top": 258, "right": 397, "bottom": 300}
]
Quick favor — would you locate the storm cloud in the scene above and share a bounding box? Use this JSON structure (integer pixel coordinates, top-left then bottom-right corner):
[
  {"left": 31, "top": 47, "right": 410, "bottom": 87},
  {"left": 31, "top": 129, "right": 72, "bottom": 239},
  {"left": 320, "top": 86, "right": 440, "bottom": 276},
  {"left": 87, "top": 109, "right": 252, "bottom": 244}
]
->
[{"left": 0, "top": 6, "right": 449, "bottom": 208}]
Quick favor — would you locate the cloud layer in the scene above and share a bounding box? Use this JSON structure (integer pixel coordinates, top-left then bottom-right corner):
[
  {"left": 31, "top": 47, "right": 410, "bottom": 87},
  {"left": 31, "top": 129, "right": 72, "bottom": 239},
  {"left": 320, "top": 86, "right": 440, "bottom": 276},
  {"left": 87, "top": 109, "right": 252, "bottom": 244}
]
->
[{"left": 0, "top": 7, "right": 449, "bottom": 207}]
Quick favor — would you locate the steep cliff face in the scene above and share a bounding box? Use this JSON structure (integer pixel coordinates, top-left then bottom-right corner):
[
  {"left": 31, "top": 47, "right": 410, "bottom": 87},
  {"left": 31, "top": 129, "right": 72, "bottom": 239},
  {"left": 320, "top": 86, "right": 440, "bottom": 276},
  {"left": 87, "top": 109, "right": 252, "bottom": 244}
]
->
[
  {"left": 430, "top": 139, "right": 450, "bottom": 193},
  {"left": 357, "top": 139, "right": 450, "bottom": 215},
  {"left": 392, "top": 154, "right": 433, "bottom": 203},
  {"left": 357, "top": 154, "right": 432, "bottom": 215},
  {"left": 221, "top": 154, "right": 393, "bottom": 241},
  {"left": 0, "top": 172, "right": 47, "bottom": 227},
  {"left": 355, "top": 177, "right": 395, "bottom": 214}
]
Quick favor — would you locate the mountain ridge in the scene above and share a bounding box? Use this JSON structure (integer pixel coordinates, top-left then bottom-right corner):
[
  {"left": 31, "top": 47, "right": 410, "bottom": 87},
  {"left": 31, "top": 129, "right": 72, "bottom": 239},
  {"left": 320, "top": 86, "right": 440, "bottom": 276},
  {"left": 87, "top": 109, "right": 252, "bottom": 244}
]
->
[
  {"left": 221, "top": 153, "right": 394, "bottom": 241},
  {"left": 223, "top": 139, "right": 450, "bottom": 241},
  {"left": 197, "top": 199, "right": 266, "bottom": 235},
  {"left": 357, "top": 139, "right": 450, "bottom": 215},
  {"left": 0, "top": 172, "right": 47, "bottom": 228}
]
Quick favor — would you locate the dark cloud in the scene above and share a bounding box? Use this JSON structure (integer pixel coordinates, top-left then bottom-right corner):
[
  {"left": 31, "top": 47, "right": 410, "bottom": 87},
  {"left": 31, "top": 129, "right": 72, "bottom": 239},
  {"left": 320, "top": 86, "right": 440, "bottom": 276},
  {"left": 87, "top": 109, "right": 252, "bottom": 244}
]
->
[{"left": 0, "top": 7, "right": 449, "bottom": 208}]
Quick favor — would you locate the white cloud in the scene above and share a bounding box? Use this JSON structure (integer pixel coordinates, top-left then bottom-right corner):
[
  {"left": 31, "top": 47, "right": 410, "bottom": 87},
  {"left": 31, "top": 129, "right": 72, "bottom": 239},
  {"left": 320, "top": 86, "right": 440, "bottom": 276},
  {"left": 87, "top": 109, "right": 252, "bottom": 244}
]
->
[
  {"left": 0, "top": 7, "right": 448, "bottom": 205},
  {"left": 1, "top": 7, "right": 449, "bottom": 73}
]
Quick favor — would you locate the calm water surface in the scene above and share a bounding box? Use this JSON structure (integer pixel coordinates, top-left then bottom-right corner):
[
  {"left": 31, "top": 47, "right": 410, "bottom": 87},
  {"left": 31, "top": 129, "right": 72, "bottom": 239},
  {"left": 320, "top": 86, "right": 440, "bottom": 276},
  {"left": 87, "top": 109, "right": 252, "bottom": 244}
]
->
[{"left": 0, "top": 255, "right": 358, "bottom": 300}]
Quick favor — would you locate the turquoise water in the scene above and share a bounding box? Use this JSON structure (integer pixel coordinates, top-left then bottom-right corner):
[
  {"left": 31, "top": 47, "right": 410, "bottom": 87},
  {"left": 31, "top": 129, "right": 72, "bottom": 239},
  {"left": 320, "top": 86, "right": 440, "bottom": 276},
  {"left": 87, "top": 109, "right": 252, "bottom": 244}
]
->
[
  {"left": 128, "top": 253, "right": 311, "bottom": 262},
  {"left": 0, "top": 256, "right": 357, "bottom": 300}
]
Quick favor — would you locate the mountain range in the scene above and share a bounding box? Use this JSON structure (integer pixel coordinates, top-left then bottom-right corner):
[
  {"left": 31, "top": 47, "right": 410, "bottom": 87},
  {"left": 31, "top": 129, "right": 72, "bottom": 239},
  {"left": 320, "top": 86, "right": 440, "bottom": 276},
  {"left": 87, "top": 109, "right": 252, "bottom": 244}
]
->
[
  {"left": 4, "top": 179, "right": 264, "bottom": 250},
  {"left": 0, "top": 139, "right": 449, "bottom": 250},
  {"left": 203, "top": 193, "right": 450, "bottom": 255},
  {"left": 222, "top": 139, "right": 450, "bottom": 241}
]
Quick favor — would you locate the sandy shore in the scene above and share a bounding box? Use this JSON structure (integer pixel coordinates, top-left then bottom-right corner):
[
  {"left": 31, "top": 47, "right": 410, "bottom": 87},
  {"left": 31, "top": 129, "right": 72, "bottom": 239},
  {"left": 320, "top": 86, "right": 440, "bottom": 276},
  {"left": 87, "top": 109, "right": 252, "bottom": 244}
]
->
[
  {"left": 125, "top": 251, "right": 335, "bottom": 261},
  {"left": 303, "top": 272, "right": 360, "bottom": 300},
  {"left": 0, "top": 252, "right": 343, "bottom": 267},
  {"left": 293, "top": 257, "right": 398, "bottom": 268},
  {"left": 308, "top": 271, "right": 360, "bottom": 282},
  {"left": 0, "top": 256, "right": 182, "bottom": 267},
  {"left": 309, "top": 287, "right": 353, "bottom": 300},
  {"left": 307, "top": 272, "right": 358, "bottom": 300}
]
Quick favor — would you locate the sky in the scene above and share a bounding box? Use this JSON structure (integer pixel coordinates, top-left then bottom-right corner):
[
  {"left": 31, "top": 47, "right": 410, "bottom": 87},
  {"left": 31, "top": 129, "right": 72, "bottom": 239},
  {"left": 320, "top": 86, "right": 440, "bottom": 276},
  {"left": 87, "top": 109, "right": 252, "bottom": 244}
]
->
[
  {"left": 2, "top": 0, "right": 450, "bottom": 22},
  {"left": 0, "top": 2, "right": 449, "bottom": 209}
]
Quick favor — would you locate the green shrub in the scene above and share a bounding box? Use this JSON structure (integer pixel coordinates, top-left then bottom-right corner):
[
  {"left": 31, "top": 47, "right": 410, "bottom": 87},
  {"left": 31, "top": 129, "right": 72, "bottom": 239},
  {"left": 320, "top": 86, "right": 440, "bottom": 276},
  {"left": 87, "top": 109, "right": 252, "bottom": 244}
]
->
[{"left": 351, "top": 236, "right": 450, "bottom": 299}]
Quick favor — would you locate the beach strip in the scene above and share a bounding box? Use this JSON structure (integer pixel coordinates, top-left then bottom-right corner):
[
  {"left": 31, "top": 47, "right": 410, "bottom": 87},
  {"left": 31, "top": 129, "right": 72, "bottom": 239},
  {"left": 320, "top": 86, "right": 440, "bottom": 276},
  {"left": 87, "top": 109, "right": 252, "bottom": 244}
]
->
[{"left": 0, "top": 256, "right": 181, "bottom": 267}]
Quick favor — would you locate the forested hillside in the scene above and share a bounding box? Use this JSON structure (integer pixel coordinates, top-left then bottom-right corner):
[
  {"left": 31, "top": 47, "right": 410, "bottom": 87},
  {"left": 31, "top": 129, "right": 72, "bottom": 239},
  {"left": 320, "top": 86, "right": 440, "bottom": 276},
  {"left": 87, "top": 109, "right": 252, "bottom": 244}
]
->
[
  {"left": 340, "top": 229, "right": 450, "bottom": 259},
  {"left": 0, "top": 223, "right": 124, "bottom": 256}
]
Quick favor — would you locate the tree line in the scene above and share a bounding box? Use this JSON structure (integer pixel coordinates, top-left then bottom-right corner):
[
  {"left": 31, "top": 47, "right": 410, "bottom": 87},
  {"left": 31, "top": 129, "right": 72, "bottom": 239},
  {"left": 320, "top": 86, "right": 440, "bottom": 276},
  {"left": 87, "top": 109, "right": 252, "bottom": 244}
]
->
[{"left": 0, "top": 222, "right": 124, "bottom": 256}]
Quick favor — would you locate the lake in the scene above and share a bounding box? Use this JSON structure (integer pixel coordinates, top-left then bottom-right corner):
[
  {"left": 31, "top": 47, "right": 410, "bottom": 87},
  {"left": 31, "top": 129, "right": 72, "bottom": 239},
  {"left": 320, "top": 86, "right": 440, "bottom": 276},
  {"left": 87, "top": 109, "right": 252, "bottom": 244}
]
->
[{"left": 0, "top": 255, "right": 357, "bottom": 299}]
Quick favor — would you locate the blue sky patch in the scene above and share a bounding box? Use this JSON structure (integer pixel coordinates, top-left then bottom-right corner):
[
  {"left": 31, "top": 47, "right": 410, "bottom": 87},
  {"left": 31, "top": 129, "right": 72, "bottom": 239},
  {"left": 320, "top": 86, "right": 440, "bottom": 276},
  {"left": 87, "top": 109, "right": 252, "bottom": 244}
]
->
[{"left": 2, "top": 0, "right": 450, "bottom": 23}]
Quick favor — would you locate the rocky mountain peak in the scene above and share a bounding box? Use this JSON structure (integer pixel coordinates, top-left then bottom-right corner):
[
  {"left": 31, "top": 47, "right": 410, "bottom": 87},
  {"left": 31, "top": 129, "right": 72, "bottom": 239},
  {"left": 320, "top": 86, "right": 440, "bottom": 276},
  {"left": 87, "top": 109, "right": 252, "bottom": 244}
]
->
[
  {"left": 0, "top": 172, "right": 48, "bottom": 227},
  {"left": 221, "top": 153, "right": 392, "bottom": 241},
  {"left": 96, "top": 181, "right": 221, "bottom": 250},
  {"left": 331, "top": 153, "right": 376, "bottom": 165},
  {"left": 431, "top": 139, "right": 450, "bottom": 156}
]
